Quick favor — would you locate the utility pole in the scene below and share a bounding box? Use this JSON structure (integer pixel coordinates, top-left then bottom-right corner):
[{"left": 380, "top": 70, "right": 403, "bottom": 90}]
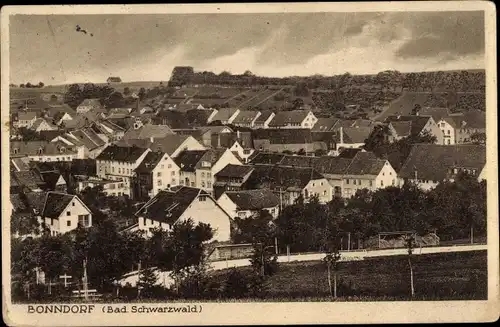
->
[
  {"left": 137, "top": 260, "right": 142, "bottom": 298},
  {"left": 82, "top": 258, "right": 89, "bottom": 301}
]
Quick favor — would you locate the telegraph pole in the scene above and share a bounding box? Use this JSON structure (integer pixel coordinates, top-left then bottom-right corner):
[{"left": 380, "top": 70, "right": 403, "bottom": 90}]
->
[{"left": 83, "top": 258, "right": 89, "bottom": 301}]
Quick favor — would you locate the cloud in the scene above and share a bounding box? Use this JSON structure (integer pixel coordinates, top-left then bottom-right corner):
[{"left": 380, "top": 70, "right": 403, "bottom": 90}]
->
[{"left": 8, "top": 11, "right": 485, "bottom": 84}]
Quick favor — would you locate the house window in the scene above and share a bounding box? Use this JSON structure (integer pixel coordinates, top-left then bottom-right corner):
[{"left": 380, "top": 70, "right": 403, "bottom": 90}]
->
[
  {"left": 447, "top": 130, "right": 450, "bottom": 135},
  {"left": 346, "top": 179, "right": 350, "bottom": 184},
  {"left": 199, "top": 196, "right": 207, "bottom": 202},
  {"left": 323, "top": 190, "right": 327, "bottom": 196},
  {"left": 201, "top": 181, "right": 206, "bottom": 187},
  {"left": 201, "top": 161, "right": 211, "bottom": 168},
  {"left": 67, "top": 221, "right": 71, "bottom": 227},
  {"left": 171, "top": 171, "right": 175, "bottom": 176},
  {"left": 201, "top": 172, "right": 205, "bottom": 177},
  {"left": 369, "top": 180, "right": 373, "bottom": 187},
  {"left": 207, "top": 181, "right": 212, "bottom": 188},
  {"left": 72, "top": 202, "right": 75, "bottom": 206},
  {"left": 358, "top": 180, "right": 361, "bottom": 185},
  {"left": 167, "top": 164, "right": 172, "bottom": 168},
  {"left": 157, "top": 172, "right": 161, "bottom": 177},
  {"left": 118, "top": 168, "right": 121, "bottom": 174},
  {"left": 112, "top": 167, "right": 115, "bottom": 173},
  {"left": 66, "top": 211, "right": 71, "bottom": 216},
  {"left": 392, "top": 179, "right": 396, "bottom": 186},
  {"left": 353, "top": 180, "right": 356, "bottom": 185},
  {"left": 447, "top": 139, "right": 451, "bottom": 145},
  {"left": 191, "top": 182, "right": 195, "bottom": 187},
  {"left": 381, "top": 180, "right": 384, "bottom": 187},
  {"left": 78, "top": 214, "right": 90, "bottom": 227},
  {"left": 158, "top": 180, "right": 162, "bottom": 186},
  {"left": 180, "top": 179, "right": 184, "bottom": 185},
  {"left": 13, "top": 148, "right": 18, "bottom": 154}
]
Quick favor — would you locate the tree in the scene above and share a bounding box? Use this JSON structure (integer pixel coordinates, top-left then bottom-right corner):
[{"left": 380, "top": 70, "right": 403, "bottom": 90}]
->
[
  {"left": 38, "top": 82, "right": 45, "bottom": 88},
  {"left": 406, "top": 233, "right": 416, "bottom": 298},
  {"left": 470, "top": 132, "right": 486, "bottom": 145},
  {"left": 104, "top": 91, "right": 125, "bottom": 109},
  {"left": 375, "top": 71, "right": 391, "bottom": 91},
  {"left": 243, "top": 70, "right": 254, "bottom": 77},
  {"left": 232, "top": 210, "right": 275, "bottom": 244},
  {"left": 138, "top": 87, "right": 146, "bottom": 101},
  {"left": 324, "top": 244, "right": 342, "bottom": 299},
  {"left": 411, "top": 104, "right": 422, "bottom": 115},
  {"left": 250, "top": 242, "right": 278, "bottom": 278},
  {"left": 123, "top": 87, "right": 131, "bottom": 96},
  {"left": 293, "top": 82, "right": 310, "bottom": 97},
  {"left": 26, "top": 82, "right": 33, "bottom": 88},
  {"left": 297, "top": 148, "right": 306, "bottom": 156},
  {"left": 291, "top": 98, "right": 305, "bottom": 110},
  {"left": 20, "top": 84, "right": 25, "bottom": 88},
  {"left": 314, "top": 149, "right": 326, "bottom": 156},
  {"left": 18, "top": 127, "right": 42, "bottom": 141},
  {"left": 137, "top": 267, "right": 158, "bottom": 298}
]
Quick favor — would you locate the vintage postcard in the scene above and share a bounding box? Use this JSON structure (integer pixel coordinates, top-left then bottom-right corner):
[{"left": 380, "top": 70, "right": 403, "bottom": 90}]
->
[{"left": 1, "top": 2, "right": 498, "bottom": 326}]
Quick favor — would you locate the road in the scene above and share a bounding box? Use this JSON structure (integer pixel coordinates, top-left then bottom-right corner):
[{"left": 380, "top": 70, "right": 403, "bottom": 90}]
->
[{"left": 117, "top": 244, "right": 487, "bottom": 287}]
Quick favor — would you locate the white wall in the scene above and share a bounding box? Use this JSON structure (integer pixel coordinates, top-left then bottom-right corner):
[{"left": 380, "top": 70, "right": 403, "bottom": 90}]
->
[
  {"left": 171, "top": 136, "right": 205, "bottom": 158},
  {"left": 374, "top": 161, "right": 399, "bottom": 188},
  {"left": 180, "top": 195, "right": 231, "bottom": 242},
  {"left": 151, "top": 154, "right": 181, "bottom": 196},
  {"left": 303, "top": 178, "right": 333, "bottom": 203},
  {"left": 43, "top": 197, "right": 92, "bottom": 235}
]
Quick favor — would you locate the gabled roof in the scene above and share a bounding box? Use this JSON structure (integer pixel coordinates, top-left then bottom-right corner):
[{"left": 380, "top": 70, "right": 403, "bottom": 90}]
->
[
  {"left": 447, "top": 111, "right": 486, "bottom": 130},
  {"left": 341, "top": 127, "right": 373, "bottom": 144},
  {"left": 11, "top": 157, "right": 31, "bottom": 171},
  {"left": 31, "top": 118, "right": 56, "bottom": 131},
  {"left": 150, "top": 134, "right": 193, "bottom": 155},
  {"left": 199, "top": 125, "right": 233, "bottom": 135},
  {"left": 268, "top": 110, "right": 311, "bottom": 127},
  {"left": 253, "top": 128, "right": 314, "bottom": 144},
  {"left": 337, "top": 148, "right": 365, "bottom": 159},
  {"left": 389, "top": 121, "right": 412, "bottom": 138},
  {"left": 385, "top": 115, "right": 432, "bottom": 137},
  {"left": 10, "top": 140, "right": 77, "bottom": 156},
  {"left": 12, "top": 170, "right": 46, "bottom": 190},
  {"left": 18, "top": 111, "right": 37, "bottom": 121},
  {"left": 174, "top": 150, "right": 208, "bottom": 172},
  {"left": 136, "top": 187, "right": 211, "bottom": 224},
  {"left": 254, "top": 110, "right": 274, "bottom": 123},
  {"left": 42, "top": 192, "right": 79, "bottom": 219},
  {"left": 312, "top": 117, "right": 340, "bottom": 131},
  {"left": 243, "top": 165, "right": 324, "bottom": 191},
  {"left": 135, "top": 151, "right": 166, "bottom": 173},
  {"left": 68, "top": 127, "right": 106, "bottom": 150},
  {"left": 40, "top": 171, "right": 66, "bottom": 190},
  {"left": 211, "top": 108, "right": 239, "bottom": 121},
  {"left": 122, "top": 123, "right": 174, "bottom": 141},
  {"left": 78, "top": 98, "right": 102, "bottom": 108},
  {"left": 211, "top": 131, "right": 253, "bottom": 149},
  {"left": 232, "top": 111, "right": 260, "bottom": 124},
  {"left": 399, "top": 144, "right": 486, "bottom": 181},
  {"left": 345, "top": 157, "right": 387, "bottom": 176},
  {"left": 45, "top": 104, "right": 76, "bottom": 118},
  {"left": 248, "top": 152, "right": 286, "bottom": 165},
  {"left": 215, "top": 164, "right": 254, "bottom": 178},
  {"left": 96, "top": 145, "right": 149, "bottom": 162},
  {"left": 419, "top": 107, "right": 451, "bottom": 122},
  {"left": 225, "top": 189, "right": 280, "bottom": 211}
]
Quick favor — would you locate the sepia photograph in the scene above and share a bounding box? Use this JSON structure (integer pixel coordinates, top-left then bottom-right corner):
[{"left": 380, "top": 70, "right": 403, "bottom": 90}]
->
[{"left": 1, "top": 2, "right": 498, "bottom": 326}]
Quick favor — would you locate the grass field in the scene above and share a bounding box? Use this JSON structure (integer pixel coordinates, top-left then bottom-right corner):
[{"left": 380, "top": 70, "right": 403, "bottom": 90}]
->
[
  {"left": 213, "top": 250, "right": 487, "bottom": 301},
  {"left": 375, "top": 92, "right": 430, "bottom": 121}
]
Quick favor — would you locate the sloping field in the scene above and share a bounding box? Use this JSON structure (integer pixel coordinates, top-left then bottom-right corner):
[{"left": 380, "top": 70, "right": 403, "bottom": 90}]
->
[{"left": 237, "top": 89, "right": 281, "bottom": 109}]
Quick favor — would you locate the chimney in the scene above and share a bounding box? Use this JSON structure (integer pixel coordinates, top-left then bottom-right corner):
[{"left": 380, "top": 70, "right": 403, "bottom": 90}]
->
[
  {"left": 237, "top": 130, "right": 241, "bottom": 139},
  {"left": 339, "top": 126, "right": 344, "bottom": 144}
]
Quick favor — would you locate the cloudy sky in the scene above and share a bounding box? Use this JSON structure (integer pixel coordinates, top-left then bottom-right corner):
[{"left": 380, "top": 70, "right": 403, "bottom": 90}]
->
[{"left": 9, "top": 11, "right": 485, "bottom": 84}]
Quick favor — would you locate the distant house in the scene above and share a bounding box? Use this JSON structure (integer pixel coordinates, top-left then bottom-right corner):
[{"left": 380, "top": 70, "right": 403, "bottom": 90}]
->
[
  {"left": 311, "top": 117, "right": 340, "bottom": 132},
  {"left": 214, "top": 164, "right": 255, "bottom": 197},
  {"left": 436, "top": 111, "right": 486, "bottom": 145},
  {"left": 385, "top": 115, "right": 442, "bottom": 144},
  {"left": 174, "top": 148, "right": 242, "bottom": 193},
  {"left": 341, "top": 152, "right": 398, "bottom": 198},
  {"left": 217, "top": 189, "right": 280, "bottom": 219},
  {"left": 267, "top": 110, "right": 317, "bottom": 129},
  {"left": 121, "top": 122, "right": 175, "bottom": 142},
  {"left": 399, "top": 144, "right": 487, "bottom": 191},
  {"left": 231, "top": 111, "right": 261, "bottom": 128},
  {"left": 252, "top": 129, "right": 329, "bottom": 154},
  {"left": 30, "top": 118, "right": 58, "bottom": 133},
  {"left": 253, "top": 110, "right": 275, "bottom": 129},
  {"left": 334, "top": 126, "right": 374, "bottom": 153},
  {"left": 107, "top": 77, "right": 122, "bottom": 83},
  {"left": 14, "top": 111, "right": 38, "bottom": 128},
  {"left": 211, "top": 131, "right": 254, "bottom": 163},
  {"left": 210, "top": 108, "right": 240, "bottom": 125},
  {"left": 76, "top": 98, "right": 104, "bottom": 114},
  {"left": 134, "top": 186, "right": 231, "bottom": 242},
  {"left": 51, "top": 127, "right": 108, "bottom": 159},
  {"left": 93, "top": 120, "right": 126, "bottom": 142},
  {"left": 95, "top": 145, "right": 151, "bottom": 197},
  {"left": 10, "top": 140, "right": 78, "bottom": 162},
  {"left": 44, "top": 104, "right": 77, "bottom": 125},
  {"left": 242, "top": 165, "right": 332, "bottom": 205},
  {"left": 39, "top": 192, "right": 92, "bottom": 236},
  {"left": 134, "top": 151, "right": 181, "bottom": 199},
  {"left": 120, "top": 134, "right": 206, "bottom": 158},
  {"left": 11, "top": 169, "right": 46, "bottom": 192}
]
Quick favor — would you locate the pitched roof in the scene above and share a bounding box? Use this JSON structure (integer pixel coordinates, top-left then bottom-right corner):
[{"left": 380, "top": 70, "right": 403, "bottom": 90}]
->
[
  {"left": 232, "top": 111, "right": 260, "bottom": 124},
  {"left": 153, "top": 110, "right": 191, "bottom": 129},
  {"left": 211, "top": 108, "right": 239, "bottom": 121},
  {"left": 312, "top": 117, "right": 340, "bottom": 132},
  {"left": 447, "top": 111, "right": 486, "bottom": 129},
  {"left": 24, "top": 191, "right": 48, "bottom": 213},
  {"left": 419, "top": 107, "right": 451, "bottom": 122},
  {"left": 136, "top": 187, "right": 211, "bottom": 224},
  {"left": 12, "top": 170, "right": 46, "bottom": 190},
  {"left": 212, "top": 131, "right": 253, "bottom": 149},
  {"left": 225, "top": 189, "right": 279, "bottom": 211},
  {"left": 248, "top": 152, "right": 286, "bottom": 165},
  {"left": 337, "top": 148, "right": 364, "bottom": 159},
  {"left": 11, "top": 157, "right": 31, "bottom": 171},
  {"left": 31, "top": 118, "right": 56, "bottom": 131},
  {"left": 18, "top": 111, "right": 37, "bottom": 121},
  {"left": 150, "top": 134, "right": 192, "bottom": 155},
  {"left": 199, "top": 125, "right": 233, "bottom": 135},
  {"left": 385, "top": 115, "right": 432, "bottom": 136},
  {"left": 215, "top": 164, "right": 254, "bottom": 178},
  {"left": 253, "top": 128, "right": 314, "bottom": 144},
  {"left": 10, "top": 140, "right": 77, "bottom": 156},
  {"left": 78, "top": 98, "right": 102, "bottom": 108},
  {"left": 341, "top": 127, "right": 373, "bottom": 144},
  {"left": 174, "top": 150, "right": 208, "bottom": 172},
  {"left": 399, "top": 144, "right": 486, "bottom": 181},
  {"left": 122, "top": 123, "right": 174, "bottom": 141},
  {"left": 41, "top": 192, "right": 78, "bottom": 219},
  {"left": 67, "top": 127, "right": 106, "bottom": 150},
  {"left": 96, "top": 144, "right": 148, "bottom": 162},
  {"left": 135, "top": 151, "right": 166, "bottom": 173},
  {"left": 243, "top": 165, "right": 324, "bottom": 191},
  {"left": 254, "top": 110, "right": 274, "bottom": 123},
  {"left": 268, "top": 110, "right": 310, "bottom": 127},
  {"left": 45, "top": 104, "right": 76, "bottom": 118},
  {"left": 40, "top": 171, "right": 65, "bottom": 189},
  {"left": 389, "top": 121, "right": 412, "bottom": 138},
  {"left": 345, "top": 157, "right": 387, "bottom": 176}
]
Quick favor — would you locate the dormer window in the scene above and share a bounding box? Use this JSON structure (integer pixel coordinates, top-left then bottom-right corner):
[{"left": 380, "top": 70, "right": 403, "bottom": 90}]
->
[
  {"left": 13, "top": 148, "right": 18, "bottom": 154},
  {"left": 201, "top": 161, "right": 211, "bottom": 168},
  {"left": 38, "top": 148, "right": 43, "bottom": 155}
]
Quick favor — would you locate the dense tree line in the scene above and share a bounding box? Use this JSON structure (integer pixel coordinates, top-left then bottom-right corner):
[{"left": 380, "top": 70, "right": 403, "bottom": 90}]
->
[
  {"left": 19, "top": 82, "right": 44, "bottom": 88},
  {"left": 168, "top": 67, "right": 485, "bottom": 93}
]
